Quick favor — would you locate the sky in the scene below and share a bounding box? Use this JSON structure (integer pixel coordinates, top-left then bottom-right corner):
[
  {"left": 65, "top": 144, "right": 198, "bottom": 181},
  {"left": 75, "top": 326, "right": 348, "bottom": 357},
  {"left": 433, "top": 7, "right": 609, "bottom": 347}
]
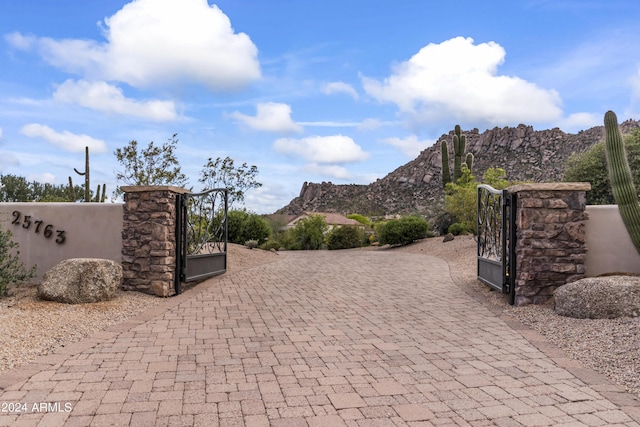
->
[{"left": 1, "top": 0, "right": 639, "bottom": 213}]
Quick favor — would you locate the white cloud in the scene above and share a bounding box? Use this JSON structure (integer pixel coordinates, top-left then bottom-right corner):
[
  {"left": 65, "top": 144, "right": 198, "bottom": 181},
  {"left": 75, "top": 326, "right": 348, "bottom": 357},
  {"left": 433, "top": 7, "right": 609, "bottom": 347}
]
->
[
  {"left": 273, "top": 135, "right": 369, "bottom": 163},
  {"left": 7, "top": 0, "right": 260, "bottom": 91},
  {"left": 230, "top": 102, "right": 303, "bottom": 133},
  {"left": 362, "top": 36, "right": 563, "bottom": 127},
  {"left": 54, "top": 79, "right": 177, "bottom": 121},
  {"left": 558, "top": 112, "right": 602, "bottom": 133},
  {"left": 20, "top": 124, "right": 107, "bottom": 153},
  {"left": 323, "top": 82, "right": 359, "bottom": 100},
  {"left": 382, "top": 135, "right": 436, "bottom": 158},
  {"left": 27, "top": 172, "right": 56, "bottom": 184},
  {"left": 306, "top": 163, "right": 352, "bottom": 180}
]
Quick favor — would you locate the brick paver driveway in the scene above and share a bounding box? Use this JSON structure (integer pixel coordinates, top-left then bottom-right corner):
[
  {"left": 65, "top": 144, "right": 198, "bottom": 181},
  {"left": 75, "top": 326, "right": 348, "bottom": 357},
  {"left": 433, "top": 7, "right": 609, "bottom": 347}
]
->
[{"left": 0, "top": 251, "right": 638, "bottom": 426}]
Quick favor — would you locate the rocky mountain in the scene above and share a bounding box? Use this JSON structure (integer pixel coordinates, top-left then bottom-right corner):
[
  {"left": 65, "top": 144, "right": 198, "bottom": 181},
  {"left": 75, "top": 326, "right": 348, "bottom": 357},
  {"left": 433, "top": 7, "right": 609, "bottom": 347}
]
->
[{"left": 277, "top": 119, "right": 640, "bottom": 216}]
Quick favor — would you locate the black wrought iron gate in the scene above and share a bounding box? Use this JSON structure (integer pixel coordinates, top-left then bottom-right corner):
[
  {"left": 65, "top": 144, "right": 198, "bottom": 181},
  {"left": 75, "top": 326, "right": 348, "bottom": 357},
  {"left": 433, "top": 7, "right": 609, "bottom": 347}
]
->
[
  {"left": 175, "top": 188, "right": 228, "bottom": 294},
  {"left": 477, "top": 184, "right": 516, "bottom": 305}
]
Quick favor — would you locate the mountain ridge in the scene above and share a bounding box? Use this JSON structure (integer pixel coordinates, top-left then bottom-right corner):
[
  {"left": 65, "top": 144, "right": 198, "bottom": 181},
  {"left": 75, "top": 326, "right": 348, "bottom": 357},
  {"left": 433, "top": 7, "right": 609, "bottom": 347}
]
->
[{"left": 276, "top": 119, "right": 640, "bottom": 216}]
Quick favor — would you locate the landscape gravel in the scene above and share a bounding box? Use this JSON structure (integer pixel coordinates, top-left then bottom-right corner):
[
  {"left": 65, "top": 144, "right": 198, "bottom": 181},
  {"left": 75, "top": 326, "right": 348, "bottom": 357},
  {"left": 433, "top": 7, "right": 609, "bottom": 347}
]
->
[{"left": 0, "top": 237, "right": 638, "bottom": 402}]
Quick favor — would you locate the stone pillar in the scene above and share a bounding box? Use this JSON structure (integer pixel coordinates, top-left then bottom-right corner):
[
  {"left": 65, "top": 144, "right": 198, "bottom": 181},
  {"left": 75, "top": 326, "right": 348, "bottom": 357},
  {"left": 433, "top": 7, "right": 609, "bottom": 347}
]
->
[
  {"left": 508, "top": 183, "right": 591, "bottom": 306},
  {"left": 121, "top": 186, "right": 189, "bottom": 297}
]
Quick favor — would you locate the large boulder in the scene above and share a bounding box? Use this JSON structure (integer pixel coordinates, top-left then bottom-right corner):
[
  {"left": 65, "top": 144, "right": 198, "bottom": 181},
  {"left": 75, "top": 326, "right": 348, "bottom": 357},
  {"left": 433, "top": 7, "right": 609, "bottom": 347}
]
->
[
  {"left": 38, "top": 258, "right": 123, "bottom": 304},
  {"left": 554, "top": 276, "right": 640, "bottom": 319}
]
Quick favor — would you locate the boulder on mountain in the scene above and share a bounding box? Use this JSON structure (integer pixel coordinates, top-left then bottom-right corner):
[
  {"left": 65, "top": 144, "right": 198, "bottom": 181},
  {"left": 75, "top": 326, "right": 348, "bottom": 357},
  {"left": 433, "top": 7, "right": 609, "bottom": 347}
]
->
[
  {"left": 38, "top": 258, "right": 122, "bottom": 304},
  {"left": 554, "top": 276, "right": 640, "bottom": 319}
]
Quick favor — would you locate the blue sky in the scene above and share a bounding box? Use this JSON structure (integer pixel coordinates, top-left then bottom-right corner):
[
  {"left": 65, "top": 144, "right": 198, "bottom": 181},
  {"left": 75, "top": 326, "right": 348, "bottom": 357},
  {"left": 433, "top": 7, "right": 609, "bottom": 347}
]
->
[{"left": 1, "top": 0, "right": 639, "bottom": 213}]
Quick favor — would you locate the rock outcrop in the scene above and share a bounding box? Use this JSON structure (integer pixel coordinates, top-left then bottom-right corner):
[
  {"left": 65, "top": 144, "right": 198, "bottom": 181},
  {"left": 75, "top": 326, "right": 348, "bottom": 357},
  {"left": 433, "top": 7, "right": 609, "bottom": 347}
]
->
[
  {"left": 277, "top": 120, "right": 640, "bottom": 216},
  {"left": 38, "top": 258, "right": 123, "bottom": 304},
  {"left": 554, "top": 276, "right": 640, "bottom": 318}
]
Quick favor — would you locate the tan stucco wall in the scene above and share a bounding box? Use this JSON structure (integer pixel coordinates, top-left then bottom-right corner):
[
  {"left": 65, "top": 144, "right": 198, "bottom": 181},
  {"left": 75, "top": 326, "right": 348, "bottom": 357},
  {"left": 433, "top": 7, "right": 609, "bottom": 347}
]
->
[
  {"left": 585, "top": 205, "right": 640, "bottom": 276},
  {"left": 0, "top": 203, "right": 123, "bottom": 281}
]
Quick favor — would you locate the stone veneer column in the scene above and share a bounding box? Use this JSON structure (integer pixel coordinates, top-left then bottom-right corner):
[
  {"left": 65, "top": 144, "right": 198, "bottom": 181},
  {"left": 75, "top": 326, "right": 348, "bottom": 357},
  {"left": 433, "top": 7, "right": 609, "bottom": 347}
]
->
[
  {"left": 508, "top": 183, "right": 591, "bottom": 306},
  {"left": 121, "top": 186, "right": 189, "bottom": 297}
]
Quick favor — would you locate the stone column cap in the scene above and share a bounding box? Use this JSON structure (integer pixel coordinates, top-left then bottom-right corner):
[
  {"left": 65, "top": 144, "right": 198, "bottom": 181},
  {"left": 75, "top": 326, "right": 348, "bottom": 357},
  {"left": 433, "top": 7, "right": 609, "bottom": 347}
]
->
[
  {"left": 120, "top": 185, "right": 190, "bottom": 194},
  {"left": 507, "top": 182, "right": 591, "bottom": 193}
]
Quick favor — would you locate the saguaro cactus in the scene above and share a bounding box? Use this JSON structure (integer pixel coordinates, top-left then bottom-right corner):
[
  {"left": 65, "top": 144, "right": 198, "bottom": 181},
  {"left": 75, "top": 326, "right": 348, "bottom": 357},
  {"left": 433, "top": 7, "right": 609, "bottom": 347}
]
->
[
  {"left": 441, "top": 125, "right": 474, "bottom": 188},
  {"left": 71, "top": 146, "right": 106, "bottom": 202},
  {"left": 604, "top": 110, "right": 640, "bottom": 254}
]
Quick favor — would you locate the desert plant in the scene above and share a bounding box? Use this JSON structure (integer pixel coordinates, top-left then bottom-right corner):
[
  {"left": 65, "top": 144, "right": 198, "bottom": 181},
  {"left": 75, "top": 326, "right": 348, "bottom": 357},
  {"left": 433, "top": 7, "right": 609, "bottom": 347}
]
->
[
  {"left": 0, "top": 228, "right": 36, "bottom": 296},
  {"left": 564, "top": 129, "right": 640, "bottom": 205},
  {"left": 244, "top": 240, "right": 259, "bottom": 249},
  {"left": 604, "top": 110, "right": 640, "bottom": 254},
  {"left": 376, "top": 216, "right": 432, "bottom": 246},
  {"left": 444, "top": 166, "right": 509, "bottom": 234},
  {"left": 326, "top": 226, "right": 366, "bottom": 250},
  {"left": 72, "top": 146, "right": 106, "bottom": 202},
  {"left": 226, "top": 210, "right": 271, "bottom": 245},
  {"left": 441, "top": 125, "right": 474, "bottom": 188},
  {"left": 448, "top": 222, "right": 471, "bottom": 236},
  {"left": 288, "top": 215, "right": 328, "bottom": 250},
  {"left": 347, "top": 213, "right": 372, "bottom": 228}
]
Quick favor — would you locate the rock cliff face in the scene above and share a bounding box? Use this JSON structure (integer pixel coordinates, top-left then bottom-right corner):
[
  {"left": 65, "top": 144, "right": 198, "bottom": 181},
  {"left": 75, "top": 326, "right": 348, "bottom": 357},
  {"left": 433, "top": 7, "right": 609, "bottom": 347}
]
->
[{"left": 277, "top": 120, "right": 640, "bottom": 216}]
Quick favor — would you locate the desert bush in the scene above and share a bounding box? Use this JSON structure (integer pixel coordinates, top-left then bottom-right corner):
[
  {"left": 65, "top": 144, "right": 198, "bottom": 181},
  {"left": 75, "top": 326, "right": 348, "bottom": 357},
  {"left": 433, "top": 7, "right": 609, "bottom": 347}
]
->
[
  {"left": 0, "top": 228, "right": 36, "bottom": 296},
  {"left": 445, "top": 166, "right": 510, "bottom": 234},
  {"left": 226, "top": 210, "right": 271, "bottom": 245},
  {"left": 448, "top": 222, "right": 471, "bottom": 236},
  {"left": 563, "top": 129, "right": 640, "bottom": 205},
  {"left": 241, "top": 214, "right": 271, "bottom": 244},
  {"left": 347, "top": 213, "right": 371, "bottom": 228},
  {"left": 244, "top": 239, "right": 259, "bottom": 249},
  {"left": 326, "top": 226, "right": 365, "bottom": 250},
  {"left": 288, "top": 215, "right": 328, "bottom": 250},
  {"left": 376, "top": 216, "right": 432, "bottom": 246}
]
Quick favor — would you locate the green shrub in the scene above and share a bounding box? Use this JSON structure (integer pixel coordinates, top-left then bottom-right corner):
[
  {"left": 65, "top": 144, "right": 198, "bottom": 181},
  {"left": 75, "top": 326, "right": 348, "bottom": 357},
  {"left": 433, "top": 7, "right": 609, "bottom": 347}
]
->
[
  {"left": 445, "top": 166, "right": 510, "bottom": 234},
  {"left": 447, "top": 222, "right": 471, "bottom": 236},
  {"left": 226, "top": 210, "right": 249, "bottom": 244},
  {"left": 0, "top": 228, "right": 36, "bottom": 296},
  {"left": 376, "top": 216, "right": 432, "bottom": 246},
  {"left": 288, "top": 215, "right": 328, "bottom": 250},
  {"left": 347, "top": 213, "right": 371, "bottom": 227},
  {"left": 244, "top": 239, "right": 259, "bottom": 249},
  {"left": 225, "top": 210, "right": 271, "bottom": 244},
  {"left": 241, "top": 214, "right": 271, "bottom": 244},
  {"left": 563, "top": 129, "right": 640, "bottom": 205},
  {"left": 326, "top": 226, "right": 365, "bottom": 250}
]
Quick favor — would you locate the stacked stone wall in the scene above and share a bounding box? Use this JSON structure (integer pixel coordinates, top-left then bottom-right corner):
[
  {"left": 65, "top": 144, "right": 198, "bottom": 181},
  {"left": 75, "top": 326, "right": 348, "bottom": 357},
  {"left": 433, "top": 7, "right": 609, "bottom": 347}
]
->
[
  {"left": 509, "top": 183, "right": 590, "bottom": 306},
  {"left": 121, "top": 186, "right": 188, "bottom": 297}
]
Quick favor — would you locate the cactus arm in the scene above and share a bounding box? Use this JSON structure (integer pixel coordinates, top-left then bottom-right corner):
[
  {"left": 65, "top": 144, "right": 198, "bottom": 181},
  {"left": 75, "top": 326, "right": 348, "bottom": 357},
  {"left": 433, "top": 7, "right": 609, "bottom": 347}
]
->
[
  {"left": 604, "top": 110, "right": 640, "bottom": 254},
  {"left": 465, "top": 153, "right": 474, "bottom": 172},
  {"left": 441, "top": 140, "right": 451, "bottom": 188}
]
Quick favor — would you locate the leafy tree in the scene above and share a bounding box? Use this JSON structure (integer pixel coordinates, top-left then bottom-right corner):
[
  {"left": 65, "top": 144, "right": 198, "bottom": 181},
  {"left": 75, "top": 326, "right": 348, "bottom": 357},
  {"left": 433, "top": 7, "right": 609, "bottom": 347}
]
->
[
  {"left": 113, "top": 134, "right": 189, "bottom": 196},
  {"left": 326, "top": 226, "right": 365, "bottom": 250},
  {"left": 288, "top": 214, "right": 327, "bottom": 250},
  {"left": 242, "top": 214, "right": 271, "bottom": 244},
  {"left": 563, "top": 129, "right": 640, "bottom": 205},
  {"left": 226, "top": 210, "right": 250, "bottom": 244},
  {"left": 199, "top": 156, "right": 261, "bottom": 208},
  {"left": 0, "top": 175, "right": 83, "bottom": 202},
  {"left": 0, "top": 229, "right": 36, "bottom": 296},
  {"left": 444, "top": 166, "right": 510, "bottom": 234},
  {"left": 347, "top": 213, "right": 371, "bottom": 227},
  {"left": 225, "top": 210, "right": 271, "bottom": 245},
  {"left": 0, "top": 175, "right": 32, "bottom": 202},
  {"left": 375, "top": 216, "right": 432, "bottom": 246}
]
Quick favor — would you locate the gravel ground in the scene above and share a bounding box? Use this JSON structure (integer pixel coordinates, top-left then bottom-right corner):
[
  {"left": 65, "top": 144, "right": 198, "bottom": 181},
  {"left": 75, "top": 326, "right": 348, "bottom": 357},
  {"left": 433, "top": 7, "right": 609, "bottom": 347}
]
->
[{"left": 1, "top": 237, "right": 638, "bottom": 400}]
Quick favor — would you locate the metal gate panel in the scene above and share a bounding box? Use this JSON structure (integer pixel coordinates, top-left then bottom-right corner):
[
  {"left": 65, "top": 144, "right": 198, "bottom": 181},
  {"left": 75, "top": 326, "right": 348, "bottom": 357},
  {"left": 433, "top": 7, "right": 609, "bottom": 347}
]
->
[
  {"left": 175, "top": 188, "right": 228, "bottom": 294},
  {"left": 477, "top": 184, "right": 516, "bottom": 305}
]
